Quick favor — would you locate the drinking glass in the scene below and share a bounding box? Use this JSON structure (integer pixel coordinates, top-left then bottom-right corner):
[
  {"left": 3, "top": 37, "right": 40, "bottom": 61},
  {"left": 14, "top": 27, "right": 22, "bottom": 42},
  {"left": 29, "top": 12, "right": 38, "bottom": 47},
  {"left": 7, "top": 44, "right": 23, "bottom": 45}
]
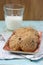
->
[{"left": 4, "top": 4, "right": 24, "bottom": 30}]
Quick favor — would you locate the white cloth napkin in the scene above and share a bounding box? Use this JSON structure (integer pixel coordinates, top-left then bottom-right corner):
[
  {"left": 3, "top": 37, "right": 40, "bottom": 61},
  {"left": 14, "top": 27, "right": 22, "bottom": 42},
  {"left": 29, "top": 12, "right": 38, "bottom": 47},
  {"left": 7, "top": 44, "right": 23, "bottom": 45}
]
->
[
  {"left": 0, "top": 32, "right": 43, "bottom": 60},
  {"left": 0, "top": 33, "right": 24, "bottom": 59}
]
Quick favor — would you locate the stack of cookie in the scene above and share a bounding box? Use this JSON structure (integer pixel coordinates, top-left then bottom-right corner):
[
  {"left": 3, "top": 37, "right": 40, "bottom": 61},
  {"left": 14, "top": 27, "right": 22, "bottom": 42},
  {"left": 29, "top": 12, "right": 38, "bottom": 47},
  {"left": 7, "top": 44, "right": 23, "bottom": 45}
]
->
[{"left": 8, "top": 27, "right": 40, "bottom": 52}]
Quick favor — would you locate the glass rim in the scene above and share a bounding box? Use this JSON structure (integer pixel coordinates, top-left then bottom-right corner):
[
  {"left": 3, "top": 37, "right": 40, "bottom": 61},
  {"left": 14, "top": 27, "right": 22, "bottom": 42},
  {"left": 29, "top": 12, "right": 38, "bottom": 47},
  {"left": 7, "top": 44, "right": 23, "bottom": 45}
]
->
[{"left": 4, "top": 4, "right": 25, "bottom": 10}]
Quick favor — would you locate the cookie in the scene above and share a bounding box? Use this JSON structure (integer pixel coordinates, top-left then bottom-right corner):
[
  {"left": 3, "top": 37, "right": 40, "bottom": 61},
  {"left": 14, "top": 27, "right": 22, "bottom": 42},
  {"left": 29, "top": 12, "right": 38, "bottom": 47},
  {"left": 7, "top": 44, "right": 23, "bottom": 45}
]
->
[
  {"left": 20, "top": 32, "right": 39, "bottom": 52},
  {"left": 9, "top": 35, "right": 20, "bottom": 51}
]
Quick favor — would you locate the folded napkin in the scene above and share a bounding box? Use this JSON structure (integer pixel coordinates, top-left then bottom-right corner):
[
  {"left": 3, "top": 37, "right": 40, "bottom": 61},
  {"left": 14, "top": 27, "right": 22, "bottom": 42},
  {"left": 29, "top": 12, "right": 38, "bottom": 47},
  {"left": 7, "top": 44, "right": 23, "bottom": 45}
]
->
[{"left": 0, "top": 32, "right": 43, "bottom": 60}]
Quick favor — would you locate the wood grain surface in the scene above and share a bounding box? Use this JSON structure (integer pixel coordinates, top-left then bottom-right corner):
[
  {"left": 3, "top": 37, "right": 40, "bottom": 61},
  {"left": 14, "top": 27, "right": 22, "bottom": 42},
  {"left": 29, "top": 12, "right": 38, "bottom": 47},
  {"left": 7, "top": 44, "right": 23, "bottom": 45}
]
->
[{"left": 0, "top": 0, "right": 43, "bottom": 20}]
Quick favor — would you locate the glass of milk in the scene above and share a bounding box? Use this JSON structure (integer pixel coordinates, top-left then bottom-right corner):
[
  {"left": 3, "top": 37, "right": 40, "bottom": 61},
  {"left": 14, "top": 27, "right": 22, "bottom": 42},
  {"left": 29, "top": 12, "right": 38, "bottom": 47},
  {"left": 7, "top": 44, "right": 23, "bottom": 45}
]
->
[{"left": 4, "top": 4, "right": 24, "bottom": 30}]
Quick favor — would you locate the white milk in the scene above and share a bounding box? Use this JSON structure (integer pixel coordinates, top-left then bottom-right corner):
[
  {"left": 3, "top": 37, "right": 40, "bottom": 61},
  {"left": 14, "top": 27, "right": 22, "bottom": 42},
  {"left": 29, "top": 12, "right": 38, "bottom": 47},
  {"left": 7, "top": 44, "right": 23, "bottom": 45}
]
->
[{"left": 5, "top": 16, "right": 23, "bottom": 30}]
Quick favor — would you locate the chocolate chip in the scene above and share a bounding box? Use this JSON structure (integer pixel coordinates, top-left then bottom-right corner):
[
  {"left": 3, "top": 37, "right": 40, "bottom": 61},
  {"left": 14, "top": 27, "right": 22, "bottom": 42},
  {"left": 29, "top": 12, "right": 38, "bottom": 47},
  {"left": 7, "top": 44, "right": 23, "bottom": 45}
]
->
[{"left": 19, "top": 38, "right": 21, "bottom": 40}]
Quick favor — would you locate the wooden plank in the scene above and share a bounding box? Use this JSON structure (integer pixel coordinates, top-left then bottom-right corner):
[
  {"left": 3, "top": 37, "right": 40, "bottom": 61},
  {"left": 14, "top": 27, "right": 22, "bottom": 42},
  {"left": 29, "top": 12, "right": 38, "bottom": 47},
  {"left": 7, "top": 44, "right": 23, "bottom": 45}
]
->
[
  {"left": 0, "top": 0, "right": 5, "bottom": 20},
  {"left": 30, "top": 0, "right": 43, "bottom": 20}
]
